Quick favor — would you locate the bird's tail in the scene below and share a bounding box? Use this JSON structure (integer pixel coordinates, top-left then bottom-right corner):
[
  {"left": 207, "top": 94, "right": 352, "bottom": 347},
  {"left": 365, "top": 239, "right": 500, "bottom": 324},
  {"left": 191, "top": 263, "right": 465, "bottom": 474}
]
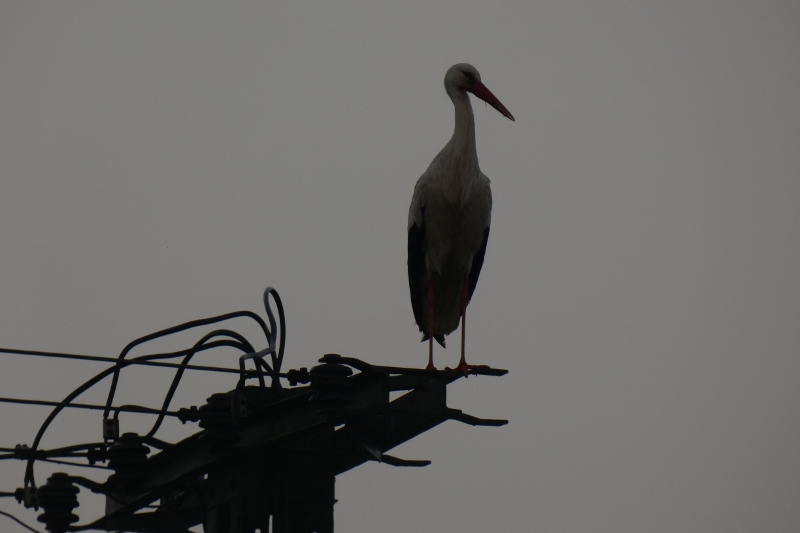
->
[{"left": 421, "top": 333, "right": 446, "bottom": 348}]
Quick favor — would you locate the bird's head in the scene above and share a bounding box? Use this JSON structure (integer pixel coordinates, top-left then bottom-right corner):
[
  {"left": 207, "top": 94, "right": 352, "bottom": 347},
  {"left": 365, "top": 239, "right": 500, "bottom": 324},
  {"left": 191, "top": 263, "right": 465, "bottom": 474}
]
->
[{"left": 445, "top": 63, "right": 515, "bottom": 121}]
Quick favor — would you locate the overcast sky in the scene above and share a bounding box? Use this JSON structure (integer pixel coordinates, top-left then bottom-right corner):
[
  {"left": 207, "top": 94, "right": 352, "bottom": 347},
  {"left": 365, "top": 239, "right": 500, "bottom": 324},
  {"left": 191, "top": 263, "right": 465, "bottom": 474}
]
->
[{"left": 2, "top": 1, "right": 799, "bottom": 532}]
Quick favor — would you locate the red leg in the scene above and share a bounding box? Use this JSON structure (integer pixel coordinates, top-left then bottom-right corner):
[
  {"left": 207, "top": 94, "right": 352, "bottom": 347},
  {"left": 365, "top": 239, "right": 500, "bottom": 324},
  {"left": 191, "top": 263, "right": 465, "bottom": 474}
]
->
[
  {"left": 460, "top": 279, "right": 467, "bottom": 366},
  {"left": 450, "top": 276, "right": 489, "bottom": 376},
  {"left": 425, "top": 273, "right": 436, "bottom": 370}
]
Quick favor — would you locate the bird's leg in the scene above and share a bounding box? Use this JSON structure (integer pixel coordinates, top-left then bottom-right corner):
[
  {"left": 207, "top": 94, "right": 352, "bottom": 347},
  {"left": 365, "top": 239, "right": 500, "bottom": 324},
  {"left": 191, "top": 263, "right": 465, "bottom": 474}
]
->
[
  {"left": 426, "top": 273, "right": 436, "bottom": 370},
  {"left": 461, "top": 280, "right": 467, "bottom": 362},
  {"left": 451, "top": 276, "right": 488, "bottom": 376}
]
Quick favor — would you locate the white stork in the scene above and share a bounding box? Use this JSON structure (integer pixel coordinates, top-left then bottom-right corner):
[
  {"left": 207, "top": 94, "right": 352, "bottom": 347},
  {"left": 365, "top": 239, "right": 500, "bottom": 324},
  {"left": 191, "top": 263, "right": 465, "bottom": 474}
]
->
[{"left": 407, "top": 63, "right": 514, "bottom": 373}]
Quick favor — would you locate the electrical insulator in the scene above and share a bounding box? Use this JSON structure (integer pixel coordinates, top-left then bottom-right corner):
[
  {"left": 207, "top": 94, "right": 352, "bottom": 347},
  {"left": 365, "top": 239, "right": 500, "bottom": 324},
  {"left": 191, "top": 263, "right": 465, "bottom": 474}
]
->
[
  {"left": 198, "top": 392, "right": 240, "bottom": 449},
  {"left": 310, "top": 353, "right": 353, "bottom": 413},
  {"left": 36, "top": 473, "right": 79, "bottom": 533},
  {"left": 107, "top": 432, "right": 150, "bottom": 487}
]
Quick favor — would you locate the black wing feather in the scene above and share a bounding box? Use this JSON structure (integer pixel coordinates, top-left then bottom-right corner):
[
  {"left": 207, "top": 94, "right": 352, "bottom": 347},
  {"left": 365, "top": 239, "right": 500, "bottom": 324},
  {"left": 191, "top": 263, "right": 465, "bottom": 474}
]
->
[
  {"left": 407, "top": 208, "right": 427, "bottom": 337},
  {"left": 407, "top": 207, "right": 446, "bottom": 347},
  {"left": 467, "top": 227, "right": 490, "bottom": 301}
]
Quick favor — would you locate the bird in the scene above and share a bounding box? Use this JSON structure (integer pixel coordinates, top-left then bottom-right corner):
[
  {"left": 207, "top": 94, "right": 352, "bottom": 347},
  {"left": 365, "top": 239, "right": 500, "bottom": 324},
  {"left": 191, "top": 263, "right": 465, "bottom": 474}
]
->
[{"left": 407, "top": 63, "right": 514, "bottom": 374}]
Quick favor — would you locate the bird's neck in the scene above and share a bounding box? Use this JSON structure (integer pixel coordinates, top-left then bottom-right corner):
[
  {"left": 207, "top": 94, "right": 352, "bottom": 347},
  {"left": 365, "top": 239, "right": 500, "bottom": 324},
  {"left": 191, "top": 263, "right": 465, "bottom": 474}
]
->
[
  {"left": 450, "top": 89, "right": 477, "bottom": 159},
  {"left": 438, "top": 90, "right": 480, "bottom": 204}
]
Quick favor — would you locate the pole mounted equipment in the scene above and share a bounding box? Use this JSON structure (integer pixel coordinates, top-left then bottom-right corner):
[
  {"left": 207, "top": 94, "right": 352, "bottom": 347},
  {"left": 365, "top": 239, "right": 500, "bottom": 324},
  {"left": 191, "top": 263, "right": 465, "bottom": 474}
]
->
[{"left": 2, "top": 287, "right": 508, "bottom": 533}]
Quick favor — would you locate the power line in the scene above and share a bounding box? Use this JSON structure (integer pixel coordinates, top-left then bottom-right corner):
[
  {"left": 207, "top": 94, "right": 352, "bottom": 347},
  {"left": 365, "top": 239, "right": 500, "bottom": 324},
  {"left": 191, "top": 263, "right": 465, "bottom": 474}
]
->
[
  {"left": 0, "top": 508, "right": 42, "bottom": 533},
  {"left": 0, "top": 396, "right": 181, "bottom": 417},
  {"left": 0, "top": 346, "right": 244, "bottom": 375}
]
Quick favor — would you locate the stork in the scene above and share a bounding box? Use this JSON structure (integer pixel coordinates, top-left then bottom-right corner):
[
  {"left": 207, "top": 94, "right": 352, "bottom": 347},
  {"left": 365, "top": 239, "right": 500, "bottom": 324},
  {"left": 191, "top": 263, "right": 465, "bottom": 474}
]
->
[{"left": 407, "top": 63, "right": 514, "bottom": 374}]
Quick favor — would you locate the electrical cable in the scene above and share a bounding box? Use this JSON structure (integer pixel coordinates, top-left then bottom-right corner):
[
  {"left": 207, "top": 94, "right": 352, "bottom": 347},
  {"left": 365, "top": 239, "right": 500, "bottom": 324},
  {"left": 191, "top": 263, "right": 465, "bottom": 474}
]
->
[
  {"left": 16, "top": 287, "right": 288, "bottom": 514},
  {"left": 0, "top": 347, "right": 245, "bottom": 375},
  {"left": 23, "top": 340, "right": 243, "bottom": 489},
  {"left": 0, "top": 508, "right": 43, "bottom": 533},
  {"left": 36, "top": 458, "right": 108, "bottom": 470},
  {"left": 102, "top": 310, "right": 271, "bottom": 419},
  {"left": 236, "top": 288, "right": 286, "bottom": 390},
  {"left": 144, "top": 331, "right": 253, "bottom": 438},
  {"left": 0, "top": 397, "right": 181, "bottom": 418},
  {"left": 1, "top": 442, "right": 110, "bottom": 469},
  {"left": 2, "top": 442, "right": 103, "bottom": 462},
  {"left": 264, "top": 287, "right": 287, "bottom": 379}
]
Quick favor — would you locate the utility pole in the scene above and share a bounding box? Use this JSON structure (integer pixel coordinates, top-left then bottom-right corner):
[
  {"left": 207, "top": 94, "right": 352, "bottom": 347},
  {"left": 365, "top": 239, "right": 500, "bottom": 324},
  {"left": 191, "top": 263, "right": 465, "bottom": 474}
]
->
[
  {"left": 7, "top": 289, "right": 507, "bottom": 533},
  {"left": 26, "top": 355, "right": 505, "bottom": 533}
]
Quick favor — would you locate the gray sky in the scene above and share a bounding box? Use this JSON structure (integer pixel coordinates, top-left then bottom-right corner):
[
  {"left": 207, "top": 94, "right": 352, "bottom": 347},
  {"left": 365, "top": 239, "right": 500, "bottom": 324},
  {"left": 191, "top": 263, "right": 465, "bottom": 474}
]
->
[{"left": 2, "top": 1, "right": 799, "bottom": 531}]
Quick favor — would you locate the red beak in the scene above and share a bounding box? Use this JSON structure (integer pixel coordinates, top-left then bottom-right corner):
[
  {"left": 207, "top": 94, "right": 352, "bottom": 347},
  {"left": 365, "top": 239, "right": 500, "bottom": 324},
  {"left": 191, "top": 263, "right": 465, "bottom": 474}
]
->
[{"left": 469, "top": 82, "right": 515, "bottom": 121}]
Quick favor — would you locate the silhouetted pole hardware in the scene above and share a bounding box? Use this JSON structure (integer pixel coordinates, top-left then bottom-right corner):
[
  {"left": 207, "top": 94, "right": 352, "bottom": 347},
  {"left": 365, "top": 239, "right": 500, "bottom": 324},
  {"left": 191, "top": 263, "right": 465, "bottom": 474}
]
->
[{"left": 2, "top": 288, "right": 507, "bottom": 533}]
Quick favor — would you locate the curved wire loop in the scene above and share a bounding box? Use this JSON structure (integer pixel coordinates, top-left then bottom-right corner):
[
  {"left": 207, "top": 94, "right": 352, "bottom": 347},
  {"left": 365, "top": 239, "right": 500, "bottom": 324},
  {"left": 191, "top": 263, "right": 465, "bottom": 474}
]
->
[
  {"left": 237, "top": 287, "right": 286, "bottom": 390},
  {"left": 23, "top": 287, "right": 287, "bottom": 490},
  {"left": 103, "top": 310, "right": 269, "bottom": 420}
]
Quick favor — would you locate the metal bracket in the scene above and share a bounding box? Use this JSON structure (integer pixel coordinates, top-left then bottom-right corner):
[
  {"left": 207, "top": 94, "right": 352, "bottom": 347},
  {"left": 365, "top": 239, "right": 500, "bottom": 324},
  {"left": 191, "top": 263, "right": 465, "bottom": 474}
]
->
[
  {"left": 446, "top": 408, "right": 508, "bottom": 427},
  {"left": 348, "top": 426, "right": 431, "bottom": 468}
]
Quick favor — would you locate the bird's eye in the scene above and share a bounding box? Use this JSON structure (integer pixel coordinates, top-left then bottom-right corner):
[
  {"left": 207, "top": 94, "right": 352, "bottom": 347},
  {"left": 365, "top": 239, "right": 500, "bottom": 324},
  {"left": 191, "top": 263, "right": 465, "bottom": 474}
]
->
[{"left": 463, "top": 71, "right": 476, "bottom": 82}]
